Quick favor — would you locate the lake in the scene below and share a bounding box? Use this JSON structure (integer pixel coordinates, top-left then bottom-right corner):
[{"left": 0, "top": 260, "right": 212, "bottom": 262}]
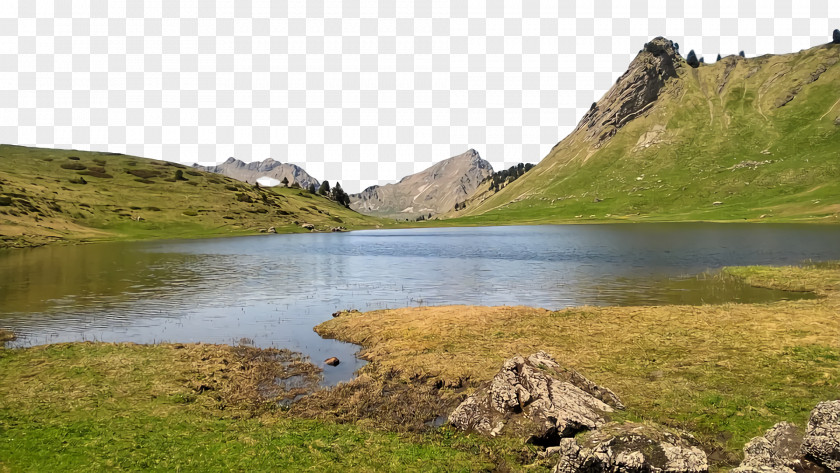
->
[{"left": 2, "top": 223, "right": 839, "bottom": 385}]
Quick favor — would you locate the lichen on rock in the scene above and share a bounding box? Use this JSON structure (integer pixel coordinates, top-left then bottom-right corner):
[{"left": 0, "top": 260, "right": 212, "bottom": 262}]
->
[{"left": 448, "top": 351, "right": 623, "bottom": 444}]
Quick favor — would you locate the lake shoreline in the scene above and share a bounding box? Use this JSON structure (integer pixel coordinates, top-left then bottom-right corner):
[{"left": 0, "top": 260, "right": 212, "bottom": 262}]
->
[{"left": 1, "top": 262, "right": 839, "bottom": 470}]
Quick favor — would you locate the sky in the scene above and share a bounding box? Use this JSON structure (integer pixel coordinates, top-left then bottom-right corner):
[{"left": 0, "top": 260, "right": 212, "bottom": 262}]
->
[{"left": 1, "top": 1, "right": 838, "bottom": 193}]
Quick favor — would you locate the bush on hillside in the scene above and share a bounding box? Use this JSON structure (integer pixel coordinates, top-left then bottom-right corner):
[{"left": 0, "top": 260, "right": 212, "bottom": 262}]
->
[{"left": 61, "top": 163, "right": 86, "bottom": 170}]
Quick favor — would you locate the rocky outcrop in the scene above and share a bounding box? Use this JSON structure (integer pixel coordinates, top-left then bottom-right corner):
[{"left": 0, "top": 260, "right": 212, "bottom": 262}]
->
[
  {"left": 448, "top": 351, "right": 623, "bottom": 444},
  {"left": 802, "top": 400, "right": 840, "bottom": 471},
  {"left": 574, "top": 37, "right": 682, "bottom": 147},
  {"left": 194, "top": 158, "right": 320, "bottom": 189},
  {"left": 349, "top": 149, "right": 493, "bottom": 220},
  {"left": 552, "top": 423, "right": 708, "bottom": 473}
]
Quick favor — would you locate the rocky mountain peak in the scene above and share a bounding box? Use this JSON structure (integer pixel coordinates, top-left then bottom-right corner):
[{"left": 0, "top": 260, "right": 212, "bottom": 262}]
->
[{"left": 575, "top": 36, "right": 682, "bottom": 147}]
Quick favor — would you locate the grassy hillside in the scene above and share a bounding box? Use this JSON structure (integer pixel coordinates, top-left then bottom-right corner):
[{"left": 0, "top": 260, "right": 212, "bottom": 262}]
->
[
  {"left": 454, "top": 41, "right": 840, "bottom": 224},
  {"left": 0, "top": 145, "right": 387, "bottom": 248}
]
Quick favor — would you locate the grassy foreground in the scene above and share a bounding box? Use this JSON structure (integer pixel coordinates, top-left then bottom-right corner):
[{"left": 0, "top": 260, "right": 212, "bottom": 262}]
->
[
  {"left": 0, "top": 342, "right": 503, "bottom": 472},
  {"left": 0, "top": 145, "right": 387, "bottom": 249},
  {"left": 2, "top": 263, "right": 838, "bottom": 471},
  {"left": 316, "top": 262, "right": 840, "bottom": 469}
]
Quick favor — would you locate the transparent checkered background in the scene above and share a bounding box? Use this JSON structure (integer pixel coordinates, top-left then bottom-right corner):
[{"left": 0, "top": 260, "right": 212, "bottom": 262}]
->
[{"left": 1, "top": 1, "right": 838, "bottom": 193}]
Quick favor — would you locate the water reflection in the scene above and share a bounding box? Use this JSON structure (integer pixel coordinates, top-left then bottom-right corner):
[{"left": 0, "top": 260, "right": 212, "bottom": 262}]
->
[{"left": 1, "top": 223, "right": 838, "bottom": 385}]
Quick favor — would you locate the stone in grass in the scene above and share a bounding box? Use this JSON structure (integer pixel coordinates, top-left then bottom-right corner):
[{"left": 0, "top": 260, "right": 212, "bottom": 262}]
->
[
  {"left": 551, "top": 422, "right": 708, "bottom": 473},
  {"left": 801, "top": 400, "right": 840, "bottom": 472},
  {"left": 732, "top": 421, "right": 818, "bottom": 473},
  {"left": 448, "top": 351, "right": 623, "bottom": 445}
]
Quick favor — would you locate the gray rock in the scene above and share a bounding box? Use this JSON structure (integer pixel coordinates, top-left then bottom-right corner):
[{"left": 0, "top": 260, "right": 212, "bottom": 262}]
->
[
  {"left": 552, "top": 422, "right": 708, "bottom": 473},
  {"left": 448, "top": 351, "right": 623, "bottom": 444},
  {"left": 802, "top": 400, "right": 840, "bottom": 471},
  {"left": 731, "top": 421, "right": 826, "bottom": 473}
]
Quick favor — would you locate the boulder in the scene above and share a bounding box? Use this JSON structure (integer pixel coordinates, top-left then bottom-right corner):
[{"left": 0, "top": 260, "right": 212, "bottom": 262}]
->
[
  {"left": 448, "top": 351, "right": 623, "bottom": 444},
  {"left": 552, "top": 422, "right": 708, "bottom": 473},
  {"left": 267, "top": 226, "right": 276, "bottom": 234},
  {"left": 301, "top": 223, "right": 315, "bottom": 230},
  {"left": 324, "top": 357, "right": 340, "bottom": 366},
  {"left": 732, "top": 422, "right": 814, "bottom": 473},
  {"left": 802, "top": 400, "right": 840, "bottom": 471}
]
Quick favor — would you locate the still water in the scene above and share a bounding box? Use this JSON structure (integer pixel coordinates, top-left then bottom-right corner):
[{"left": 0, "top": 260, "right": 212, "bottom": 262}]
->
[{"left": 1, "top": 224, "right": 838, "bottom": 384}]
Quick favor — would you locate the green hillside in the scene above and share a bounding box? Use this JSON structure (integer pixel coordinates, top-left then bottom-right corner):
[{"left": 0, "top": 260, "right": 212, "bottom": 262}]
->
[
  {"left": 0, "top": 145, "right": 387, "bottom": 248},
  {"left": 454, "top": 39, "right": 840, "bottom": 224}
]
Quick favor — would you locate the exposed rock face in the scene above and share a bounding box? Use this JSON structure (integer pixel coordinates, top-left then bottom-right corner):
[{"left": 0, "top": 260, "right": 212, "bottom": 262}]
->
[
  {"left": 552, "top": 423, "right": 708, "bottom": 473},
  {"left": 802, "top": 400, "right": 840, "bottom": 471},
  {"left": 194, "top": 158, "right": 320, "bottom": 189},
  {"left": 349, "top": 149, "right": 493, "bottom": 220},
  {"left": 574, "top": 37, "right": 682, "bottom": 147},
  {"left": 448, "top": 351, "right": 623, "bottom": 444},
  {"left": 732, "top": 422, "right": 813, "bottom": 473}
]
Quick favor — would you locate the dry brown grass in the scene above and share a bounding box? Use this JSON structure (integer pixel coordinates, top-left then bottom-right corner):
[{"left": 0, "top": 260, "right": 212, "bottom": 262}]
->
[
  {"left": 315, "top": 264, "right": 840, "bottom": 465},
  {"left": 0, "top": 342, "right": 321, "bottom": 419},
  {"left": 0, "top": 329, "right": 15, "bottom": 343}
]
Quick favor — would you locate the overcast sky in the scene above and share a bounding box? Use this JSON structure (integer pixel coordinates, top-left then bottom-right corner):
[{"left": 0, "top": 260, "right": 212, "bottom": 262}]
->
[{"left": 1, "top": 1, "right": 838, "bottom": 192}]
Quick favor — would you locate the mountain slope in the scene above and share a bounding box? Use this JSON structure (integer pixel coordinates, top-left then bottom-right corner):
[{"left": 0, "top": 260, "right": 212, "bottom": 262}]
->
[
  {"left": 350, "top": 149, "right": 493, "bottom": 220},
  {"left": 0, "top": 145, "right": 384, "bottom": 248},
  {"left": 456, "top": 37, "right": 840, "bottom": 223},
  {"left": 195, "top": 158, "right": 320, "bottom": 189}
]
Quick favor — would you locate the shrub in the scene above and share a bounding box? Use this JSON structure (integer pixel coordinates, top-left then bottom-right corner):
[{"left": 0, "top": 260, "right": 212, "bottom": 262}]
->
[
  {"left": 80, "top": 171, "right": 113, "bottom": 178},
  {"left": 127, "top": 169, "right": 161, "bottom": 179},
  {"left": 236, "top": 193, "right": 253, "bottom": 203},
  {"left": 61, "top": 163, "right": 86, "bottom": 170},
  {"left": 174, "top": 169, "right": 187, "bottom": 181}
]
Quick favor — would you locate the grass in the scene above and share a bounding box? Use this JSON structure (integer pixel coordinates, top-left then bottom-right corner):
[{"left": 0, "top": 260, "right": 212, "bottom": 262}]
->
[
  {"left": 0, "top": 342, "right": 506, "bottom": 472},
  {"left": 316, "top": 263, "right": 840, "bottom": 470},
  {"left": 0, "top": 145, "right": 391, "bottom": 249},
  {"left": 450, "top": 43, "right": 840, "bottom": 225}
]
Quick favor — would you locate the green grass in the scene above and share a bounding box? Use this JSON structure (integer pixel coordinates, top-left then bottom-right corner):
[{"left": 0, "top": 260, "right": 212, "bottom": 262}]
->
[
  {"left": 0, "top": 342, "right": 506, "bottom": 472},
  {"left": 0, "top": 145, "right": 390, "bottom": 249},
  {"left": 452, "top": 43, "right": 840, "bottom": 225}
]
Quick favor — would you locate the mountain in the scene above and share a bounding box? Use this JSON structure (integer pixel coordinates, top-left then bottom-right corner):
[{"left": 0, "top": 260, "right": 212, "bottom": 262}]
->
[
  {"left": 349, "top": 149, "right": 494, "bottom": 220},
  {"left": 455, "top": 37, "right": 840, "bottom": 223},
  {"left": 0, "top": 145, "right": 384, "bottom": 248},
  {"left": 194, "top": 158, "right": 320, "bottom": 189}
]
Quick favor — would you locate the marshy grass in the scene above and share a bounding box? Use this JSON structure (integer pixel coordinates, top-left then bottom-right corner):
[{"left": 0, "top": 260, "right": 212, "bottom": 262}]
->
[
  {"left": 0, "top": 342, "right": 498, "bottom": 471},
  {"left": 316, "top": 263, "right": 840, "bottom": 468}
]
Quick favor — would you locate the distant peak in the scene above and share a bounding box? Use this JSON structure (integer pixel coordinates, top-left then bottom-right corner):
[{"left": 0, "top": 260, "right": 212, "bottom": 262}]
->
[{"left": 225, "top": 157, "right": 238, "bottom": 164}]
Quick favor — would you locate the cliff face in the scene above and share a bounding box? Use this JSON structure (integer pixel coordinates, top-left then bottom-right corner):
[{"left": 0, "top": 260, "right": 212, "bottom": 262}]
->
[
  {"left": 194, "top": 158, "right": 320, "bottom": 189},
  {"left": 575, "top": 37, "right": 682, "bottom": 147},
  {"left": 350, "top": 149, "right": 494, "bottom": 219}
]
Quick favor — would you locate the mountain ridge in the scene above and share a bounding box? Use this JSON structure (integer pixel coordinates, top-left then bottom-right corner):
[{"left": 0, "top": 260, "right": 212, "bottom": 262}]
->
[
  {"left": 195, "top": 158, "right": 320, "bottom": 189},
  {"left": 349, "top": 149, "right": 494, "bottom": 219},
  {"left": 454, "top": 36, "right": 840, "bottom": 223}
]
